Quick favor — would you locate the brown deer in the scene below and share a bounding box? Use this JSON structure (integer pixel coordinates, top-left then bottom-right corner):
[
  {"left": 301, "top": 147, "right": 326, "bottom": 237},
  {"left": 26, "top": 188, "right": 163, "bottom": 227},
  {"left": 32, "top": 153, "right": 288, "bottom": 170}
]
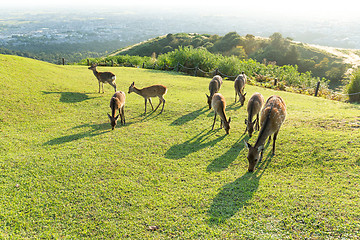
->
[
  {"left": 244, "top": 92, "right": 264, "bottom": 137},
  {"left": 206, "top": 75, "right": 223, "bottom": 109},
  {"left": 108, "top": 91, "right": 126, "bottom": 130},
  {"left": 88, "top": 64, "right": 117, "bottom": 93},
  {"left": 234, "top": 72, "right": 247, "bottom": 105},
  {"left": 211, "top": 93, "right": 231, "bottom": 134},
  {"left": 244, "top": 95, "right": 286, "bottom": 172},
  {"left": 128, "top": 82, "right": 167, "bottom": 114}
]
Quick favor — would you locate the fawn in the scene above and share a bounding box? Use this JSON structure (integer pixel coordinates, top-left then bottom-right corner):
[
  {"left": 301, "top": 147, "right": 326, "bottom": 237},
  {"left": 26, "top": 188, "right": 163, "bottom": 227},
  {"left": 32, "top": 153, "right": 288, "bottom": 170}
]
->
[
  {"left": 88, "top": 64, "right": 116, "bottom": 93},
  {"left": 234, "top": 72, "right": 247, "bottom": 105},
  {"left": 128, "top": 82, "right": 167, "bottom": 114},
  {"left": 244, "top": 92, "right": 264, "bottom": 137},
  {"left": 206, "top": 75, "right": 223, "bottom": 109},
  {"left": 108, "top": 91, "right": 126, "bottom": 130},
  {"left": 211, "top": 93, "right": 231, "bottom": 134}
]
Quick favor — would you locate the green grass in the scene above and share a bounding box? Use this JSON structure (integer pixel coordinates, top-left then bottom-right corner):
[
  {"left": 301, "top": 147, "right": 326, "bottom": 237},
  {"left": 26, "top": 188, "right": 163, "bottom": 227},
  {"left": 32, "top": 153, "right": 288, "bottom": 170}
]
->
[{"left": 1, "top": 54, "right": 360, "bottom": 239}]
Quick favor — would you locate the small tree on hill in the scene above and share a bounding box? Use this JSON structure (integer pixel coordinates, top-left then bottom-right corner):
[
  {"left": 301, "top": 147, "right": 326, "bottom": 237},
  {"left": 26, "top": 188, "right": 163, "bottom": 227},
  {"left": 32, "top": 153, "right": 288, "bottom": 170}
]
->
[{"left": 346, "top": 68, "right": 360, "bottom": 103}]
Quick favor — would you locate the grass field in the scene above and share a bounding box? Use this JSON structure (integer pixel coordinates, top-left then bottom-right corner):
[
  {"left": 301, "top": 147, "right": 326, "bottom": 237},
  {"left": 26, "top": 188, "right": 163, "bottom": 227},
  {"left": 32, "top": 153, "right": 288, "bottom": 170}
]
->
[{"left": 1, "top": 54, "right": 360, "bottom": 239}]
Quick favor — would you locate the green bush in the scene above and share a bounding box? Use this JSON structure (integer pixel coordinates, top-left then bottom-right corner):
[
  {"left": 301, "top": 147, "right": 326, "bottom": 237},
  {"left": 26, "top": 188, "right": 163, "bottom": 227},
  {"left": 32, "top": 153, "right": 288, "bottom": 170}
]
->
[{"left": 346, "top": 68, "right": 360, "bottom": 103}]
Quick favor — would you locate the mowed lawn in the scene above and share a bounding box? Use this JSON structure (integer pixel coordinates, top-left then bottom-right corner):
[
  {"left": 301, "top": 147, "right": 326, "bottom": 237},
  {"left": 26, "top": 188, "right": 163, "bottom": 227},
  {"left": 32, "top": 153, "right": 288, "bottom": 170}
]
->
[{"left": 0, "top": 54, "right": 360, "bottom": 239}]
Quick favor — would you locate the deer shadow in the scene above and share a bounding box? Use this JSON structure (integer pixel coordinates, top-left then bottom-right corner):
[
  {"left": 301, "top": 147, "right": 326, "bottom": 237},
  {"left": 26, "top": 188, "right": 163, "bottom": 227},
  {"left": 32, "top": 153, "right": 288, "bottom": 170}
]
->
[
  {"left": 170, "top": 106, "right": 207, "bottom": 126},
  {"left": 226, "top": 101, "right": 245, "bottom": 111},
  {"left": 165, "top": 129, "right": 226, "bottom": 160},
  {"left": 44, "top": 122, "right": 110, "bottom": 145},
  {"left": 207, "top": 152, "right": 273, "bottom": 225},
  {"left": 43, "top": 91, "right": 99, "bottom": 103},
  {"left": 207, "top": 135, "right": 250, "bottom": 172}
]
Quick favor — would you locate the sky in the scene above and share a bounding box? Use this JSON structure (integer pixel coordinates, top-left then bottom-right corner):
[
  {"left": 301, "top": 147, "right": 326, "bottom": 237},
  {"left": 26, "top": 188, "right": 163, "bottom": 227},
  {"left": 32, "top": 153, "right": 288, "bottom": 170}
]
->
[{"left": 2, "top": 0, "right": 359, "bottom": 19}]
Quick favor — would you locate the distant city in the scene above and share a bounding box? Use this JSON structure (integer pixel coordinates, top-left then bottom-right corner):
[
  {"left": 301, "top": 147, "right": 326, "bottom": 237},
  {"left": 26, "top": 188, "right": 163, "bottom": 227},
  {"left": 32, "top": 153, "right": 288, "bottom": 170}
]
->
[{"left": 1, "top": 6, "right": 360, "bottom": 59}]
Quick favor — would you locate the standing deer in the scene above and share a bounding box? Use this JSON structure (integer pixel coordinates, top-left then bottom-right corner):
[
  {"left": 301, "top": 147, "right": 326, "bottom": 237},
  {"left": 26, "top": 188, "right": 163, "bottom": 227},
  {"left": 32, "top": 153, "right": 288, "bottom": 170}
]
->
[
  {"left": 211, "top": 93, "right": 231, "bottom": 134},
  {"left": 244, "top": 95, "right": 286, "bottom": 172},
  {"left": 244, "top": 92, "right": 264, "bottom": 137},
  {"left": 234, "top": 72, "right": 247, "bottom": 105},
  {"left": 128, "top": 82, "right": 167, "bottom": 114},
  {"left": 88, "top": 64, "right": 117, "bottom": 93},
  {"left": 206, "top": 75, "right": 223, "bottom": 109},
  {"left": 108, "top": 91, "right": 126, "bottom": 130}
]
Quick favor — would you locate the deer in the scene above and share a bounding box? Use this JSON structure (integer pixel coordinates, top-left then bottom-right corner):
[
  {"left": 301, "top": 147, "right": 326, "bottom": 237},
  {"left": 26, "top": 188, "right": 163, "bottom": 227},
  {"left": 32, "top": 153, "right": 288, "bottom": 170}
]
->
[
  {"left": 88, "top": 64, "right": 117, "bottom": 93},
  {"left": 108, "top": 91, "right": 126, "bottom": 130},
  {"left": 211, "top": 93, "right": 231, "bottom": 134},
  {"left": 234, "top": 71, "right": 247, "bottom": 105},
  {"left": 244, "top": 92, "right": 265, "bottom": 137},
  {"left": 206, "top": 75, "right": 223, "bottom": 109},
  {"left": 244, "top": 95, "right": 286, "bottom": 172},
  {"left": 128, "top": 82, "right": 167, "bottom": 114}
]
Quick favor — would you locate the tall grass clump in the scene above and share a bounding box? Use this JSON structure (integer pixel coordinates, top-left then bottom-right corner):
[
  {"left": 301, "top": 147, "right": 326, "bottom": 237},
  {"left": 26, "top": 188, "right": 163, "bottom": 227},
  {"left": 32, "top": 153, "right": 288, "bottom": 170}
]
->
[{"left": 346, "top": 68, "right": 360, "bottom": 103}]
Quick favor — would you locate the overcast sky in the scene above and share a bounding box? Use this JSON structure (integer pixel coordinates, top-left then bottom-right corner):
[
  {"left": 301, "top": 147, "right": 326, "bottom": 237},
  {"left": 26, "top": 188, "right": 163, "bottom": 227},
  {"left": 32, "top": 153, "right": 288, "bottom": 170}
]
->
[{"left": 2, "top": 0, "right": 359, "bottom": 19}]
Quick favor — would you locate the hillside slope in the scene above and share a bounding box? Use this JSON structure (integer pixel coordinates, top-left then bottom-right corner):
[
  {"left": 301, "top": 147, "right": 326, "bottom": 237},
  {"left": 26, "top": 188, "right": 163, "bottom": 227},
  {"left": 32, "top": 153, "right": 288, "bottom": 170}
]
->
[{"left": 0, "top": 54, "right": 360, "bottom": 239}]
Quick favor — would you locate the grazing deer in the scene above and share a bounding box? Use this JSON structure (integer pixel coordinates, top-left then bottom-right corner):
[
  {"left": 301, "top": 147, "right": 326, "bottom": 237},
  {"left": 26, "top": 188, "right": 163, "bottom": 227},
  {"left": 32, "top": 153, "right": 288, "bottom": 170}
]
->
[
  {"left": 244, "top": 95, "right": 286, "bottom": 172},
  {"left": 128, "top": 82, "right": 167, "bottom": 114},
  {"left": 234, "top": 72, "right": 247, "bottom": 105},
  {"left": 244, "top": 92, "right": 264, "bottom": 137},
  {"left": 88, "top": 64, "right": 117, "bottom": 93},
  {"left": 108, "top": 91, "right": 126, "bottom": 130},
  {"left": 206, "top": 75, "right": 223, "bottom": 109},
  {"left": 211, "top": 93, "right": 231, "bottom": 134}
]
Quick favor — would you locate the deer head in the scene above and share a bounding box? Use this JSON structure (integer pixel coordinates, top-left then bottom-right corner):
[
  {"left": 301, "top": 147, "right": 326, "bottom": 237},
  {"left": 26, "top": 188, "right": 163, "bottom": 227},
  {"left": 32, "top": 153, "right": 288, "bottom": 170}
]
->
[
  {"left": 239, "top": 92, "right": 247, "bottom": 106},
  {"left": 244, "top": 141, "right": 264, "bottom": 172},
  {"left": 245, "top": 118, "right": 256, "bottom": 137},
  {"left": 128, "top": 82, "right": 135, "bottom": 94},
  {"left": 108, "top": 113, "right": 120, "bottom": 130}
]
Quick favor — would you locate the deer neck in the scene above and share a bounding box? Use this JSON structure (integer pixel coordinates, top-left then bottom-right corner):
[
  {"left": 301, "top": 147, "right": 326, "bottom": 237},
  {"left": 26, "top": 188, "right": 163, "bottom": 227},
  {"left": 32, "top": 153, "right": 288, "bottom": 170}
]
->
[
  {"left": 218, "top": 107, "right": 228, "bottom": 124},
  {"left": 91, "top": 68, "right": 99, "bottom": 78},
  {"left": 254, "top": 105, "right": 274, "bottom": 147},
  {"left": 132, "top": 86, "right": 143, "bottom": 96}
]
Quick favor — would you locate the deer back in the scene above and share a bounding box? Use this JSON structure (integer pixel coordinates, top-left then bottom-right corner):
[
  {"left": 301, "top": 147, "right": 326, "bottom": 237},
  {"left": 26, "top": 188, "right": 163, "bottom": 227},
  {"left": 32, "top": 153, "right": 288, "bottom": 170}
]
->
[
  {"left": 110, "top": 91, "right": 126, "bottom": 116},
  {"left": 258, "top": 95, "right": 286, "bottom": 145},
  {"left": 140, "top": 85, "right": 167, "bottom": 98},
  {"left": 245, "top": 95, "right": 286, "bottom": 171},
  {"left": 207, "top": 75, "right": 223, "bottom": 108},
  {"left": 234, "top": 73, "right": 246, "bottom": 93}
]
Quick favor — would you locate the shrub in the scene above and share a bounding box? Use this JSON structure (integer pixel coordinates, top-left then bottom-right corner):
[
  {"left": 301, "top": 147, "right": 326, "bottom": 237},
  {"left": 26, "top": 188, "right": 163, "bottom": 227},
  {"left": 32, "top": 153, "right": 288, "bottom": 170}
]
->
[{"left": 346, "top": 68, "right": 360, "bottom": 103}]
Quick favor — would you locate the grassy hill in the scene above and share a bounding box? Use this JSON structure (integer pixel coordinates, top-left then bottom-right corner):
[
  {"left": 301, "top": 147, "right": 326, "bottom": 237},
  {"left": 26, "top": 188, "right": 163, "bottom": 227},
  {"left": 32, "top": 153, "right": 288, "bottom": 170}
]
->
[{"left": 1, "top": 54, "right": 360, "bottom": 239}]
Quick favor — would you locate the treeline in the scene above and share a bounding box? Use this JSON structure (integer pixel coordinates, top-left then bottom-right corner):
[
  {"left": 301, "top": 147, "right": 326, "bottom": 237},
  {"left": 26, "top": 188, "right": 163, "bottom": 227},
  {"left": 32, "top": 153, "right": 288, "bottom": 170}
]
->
[
  {"left": 82, "top": 46, "right": 334, "bottom": 99},
  {"left": 117, "top": 32, "right": 348, "bottom": 86},
  {"left": 1, "top": 40, "right": 127, "bottom": 64}
]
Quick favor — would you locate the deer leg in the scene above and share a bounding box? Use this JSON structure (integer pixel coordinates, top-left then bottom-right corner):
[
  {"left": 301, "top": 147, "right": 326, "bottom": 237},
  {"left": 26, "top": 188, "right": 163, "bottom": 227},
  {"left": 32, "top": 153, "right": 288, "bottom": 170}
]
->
[
  {"left": 102, "top": 82, "right": 104, "bottom": 93},
  {"left": 154, "top": 97, "right": 162, "bottom": 112},
  {"left": 212, "top": 112, "right": 217, "bottom": 130},
  {"left": 272, "top": 131, "right": 278, "bottom": 155},
  {"left": 121, "top": 107, "right": 125, "bottom": 125},
  {"left": 144, "top": 98, "right": 147, "bottom": 114},
  {"left": 256, "top": 114, "right": 260, "bottom": 131},
  {"left": 98, "top": 81, "right": 101, "bottom": 93},
  {"left": 235, "top": 91, "right": 237, "bottom": 103},
  {"left": 148, "top": 98, "right": 154, "bottom": 111},
  {"left": 220, "top": 119, "right": 223, "bottom": 129},
  {"left": 160, "top": 98, "right": 165, "bottom": 114}
]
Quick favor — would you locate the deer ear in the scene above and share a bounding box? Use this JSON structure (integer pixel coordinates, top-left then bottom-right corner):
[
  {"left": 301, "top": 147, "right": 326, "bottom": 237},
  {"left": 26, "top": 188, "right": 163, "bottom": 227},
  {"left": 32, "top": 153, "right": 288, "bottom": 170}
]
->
[
  {"left": 115, "top": 114, "right": 120, "bottom": 120},
  {"left": 244, "top": 140, "right": 251, "bottom": 150},
  {"left": 228, "top": 117, "right": 231, "bottom": 123},
  {"left": 107, "top": 113, "right": 111, "bottom": 119},
  {"left": 245, "top": 119, "right": 248, "bottom": 124},
  {"left": 252, "top": 119, "right": 256, "bottom": 124},
  {"left": 244, "top": 92, "right": 247, "bottom": 96},
  {"left": 257, "top": 145, "right": 265, "bottom": 153}
]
